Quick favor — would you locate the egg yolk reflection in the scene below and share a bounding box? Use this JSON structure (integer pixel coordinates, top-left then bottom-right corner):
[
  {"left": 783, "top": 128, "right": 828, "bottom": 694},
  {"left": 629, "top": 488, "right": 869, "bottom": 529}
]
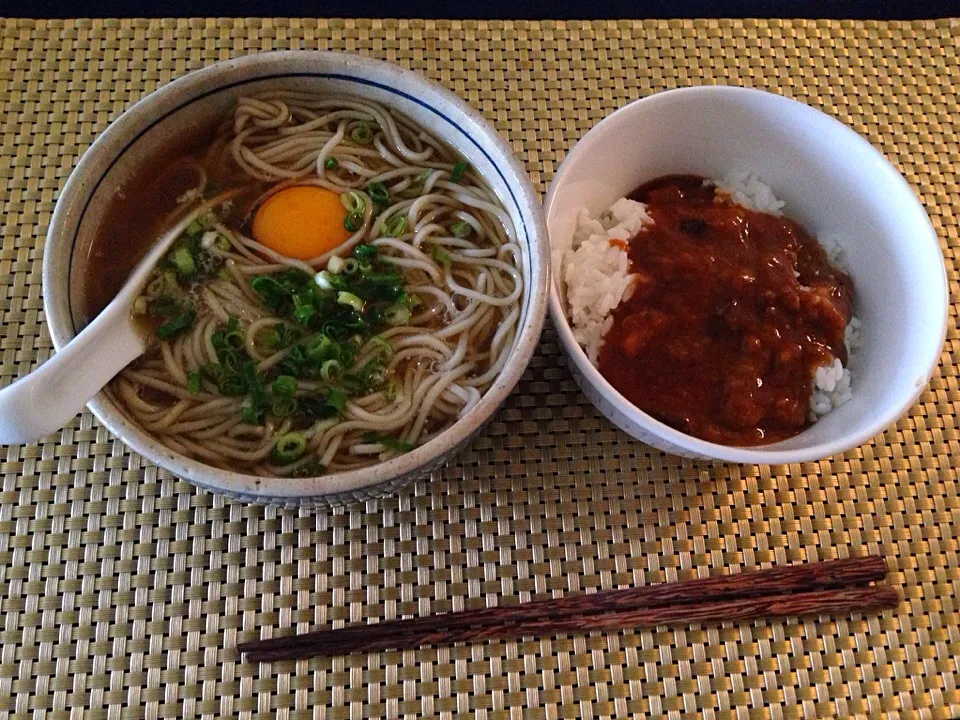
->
[{"left": 252, "top": 186, "right": 352, "bottom": 261}]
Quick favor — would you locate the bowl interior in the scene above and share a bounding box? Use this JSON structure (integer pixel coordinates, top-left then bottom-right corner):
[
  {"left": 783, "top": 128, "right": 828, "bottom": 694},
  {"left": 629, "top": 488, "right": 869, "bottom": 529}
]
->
[
  {"left": 547, "top": 87, "right": 947, "bottom": 460},
  {"left": 44, "top": 52, "right": 548, "bottom": 503}
]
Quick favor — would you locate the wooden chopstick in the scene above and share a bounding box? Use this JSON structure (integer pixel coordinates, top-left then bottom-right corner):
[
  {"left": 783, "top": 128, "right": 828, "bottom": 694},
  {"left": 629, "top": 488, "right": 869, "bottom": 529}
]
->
[
  {"left": 243, "top": 585, "right": 898, "bottom": 662},
  {"left": 239, "top": 556, "right": 892, "bottom": 662}
]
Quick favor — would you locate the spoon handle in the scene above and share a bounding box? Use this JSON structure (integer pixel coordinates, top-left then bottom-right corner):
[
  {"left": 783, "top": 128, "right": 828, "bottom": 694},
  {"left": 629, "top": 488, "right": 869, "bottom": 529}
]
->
[{"left": 0, "top": 309, "right": 145, "bottom": 445}]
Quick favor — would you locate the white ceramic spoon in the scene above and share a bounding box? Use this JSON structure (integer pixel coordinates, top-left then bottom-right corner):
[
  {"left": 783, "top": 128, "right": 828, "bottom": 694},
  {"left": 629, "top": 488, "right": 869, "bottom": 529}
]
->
[{"left": 0, "top": 202, "right": 216, "bottom": 445}]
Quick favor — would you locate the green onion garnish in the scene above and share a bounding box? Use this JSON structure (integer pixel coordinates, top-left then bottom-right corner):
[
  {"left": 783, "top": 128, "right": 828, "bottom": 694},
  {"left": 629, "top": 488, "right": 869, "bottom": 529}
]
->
[
  {"left": 450, "top": 220, "right": 473, "bottom": 238},
  {"left": 337, "top": 291, "right": 364, "bottom": 312},
  {"left": 184, "top": 219, "right": 205, "bottom": 239},
  {"left": 169, "top": 246, "right": 196, "bottom": 278},
  {"left": 341, "top": 191, "right": 365, "bottom": 213},
  {"left": 367, "top": 182, "right": 390, "bottom": 207},
  {"left": 341, "top": 258, "right": 359, "bottom": 275},
  {"left": 344, "top": 212, "right": 363, "bottom": 232},
  {"left": 272, "top": 375, "right": 298, "bottom": 397},
  {"left": 350, "top": 122, "right": 374, "bottom": 145},
  {"left": 369, "top": 335, "right": 394, "bottom": 360},
  {"left": 270, "top": 432, "right": 307, "bottom": 464},
  {"left": 314, "top": 270, "right": 335, "bottom": 290},
  {"left": 325, "top": 388, "right": 347, "bottom": 412},
  {"left": 431, "top": 246, "right": 452, "bottom": 267},
  {"left": 292, "top": 293, "right": 316, "bottom": 325},
  {"left": 320, "top": 359, "right": 341, "bottom": 383},
  {"left": 186, "top": 372, "right": 202, "bottom": 394},
  {"left": 271, "top": 396, "right": 297, "bottom": 418},
  {"left": 156, "top": 309, "right": 195, "bottom": 339},
  {"left": 241, "top": 361, "right": 267, "bottom": 422},
  {"left": 353, "top": 243, "right": 378, "bottom": 261},
  {"left": 362, "top": 431, "right": 412, "bottom": 453},
  {"left": 451, "top": 161, "right": 469, "bottom": 183},
  {"left": 262, "top": 323, "right": 299, "bottom": 349},
  {"left": 384, "top": 305, "right": 411, "bottom": 326},
  {"left": 382, "top": 215, "right": 407, "bottom": 238},
  {"left": 324, "top": 156, "right": 339, "bottom": 170},
  {"left": 241, "top": 405, "right": 263, "bottom": 425}
]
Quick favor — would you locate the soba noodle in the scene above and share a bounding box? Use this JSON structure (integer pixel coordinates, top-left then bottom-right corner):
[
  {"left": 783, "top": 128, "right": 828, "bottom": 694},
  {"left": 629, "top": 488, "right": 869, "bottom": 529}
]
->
[{"left": 110, "top": 92, "right": 523, "bottom": 476}]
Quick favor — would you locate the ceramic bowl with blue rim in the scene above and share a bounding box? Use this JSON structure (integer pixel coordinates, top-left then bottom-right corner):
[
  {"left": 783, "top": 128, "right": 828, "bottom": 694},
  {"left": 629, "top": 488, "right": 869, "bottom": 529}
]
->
[{"left": 43, "top": 51, "right": 549, "bottom": 506}]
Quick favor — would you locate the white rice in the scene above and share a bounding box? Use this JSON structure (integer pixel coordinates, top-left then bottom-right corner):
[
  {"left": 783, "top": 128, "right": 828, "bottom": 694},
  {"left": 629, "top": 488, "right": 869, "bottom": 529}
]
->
[
  {"left": 713, "top": 170, "right": 786, "bottom": 215},
  {"left": 563, "top": 198, "right": 652, "bottom": 364},
  {"left": 563, "top": 172, "right": 860, "bottom": 423}
]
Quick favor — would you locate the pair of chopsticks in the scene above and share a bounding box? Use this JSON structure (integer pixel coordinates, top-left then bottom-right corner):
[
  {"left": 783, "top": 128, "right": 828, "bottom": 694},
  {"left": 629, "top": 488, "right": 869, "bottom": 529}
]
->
[{"left": 238, "top": 555, "right": 897, "bottom": 662}]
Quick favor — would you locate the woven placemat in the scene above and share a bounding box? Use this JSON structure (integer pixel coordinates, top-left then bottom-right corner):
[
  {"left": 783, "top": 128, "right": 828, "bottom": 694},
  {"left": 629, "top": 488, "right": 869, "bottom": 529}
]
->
[{"left": 1, "top": 16, "right": 958, "bottom": 720}]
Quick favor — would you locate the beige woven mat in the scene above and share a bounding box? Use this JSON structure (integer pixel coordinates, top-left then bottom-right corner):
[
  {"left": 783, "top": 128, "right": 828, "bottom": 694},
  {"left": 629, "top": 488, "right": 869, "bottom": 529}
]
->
[{"left": 1, "top": 16, "right": 958, "bottom": 720}]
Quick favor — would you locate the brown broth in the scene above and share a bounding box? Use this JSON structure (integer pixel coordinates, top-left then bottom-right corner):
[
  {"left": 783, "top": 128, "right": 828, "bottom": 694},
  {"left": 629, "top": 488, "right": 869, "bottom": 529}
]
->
[
  {"left": 597, "top": 175, "right": 854, "bottom": 446},
  {"left": 80, "top": 125, "right": 261, "bottom": 323}
]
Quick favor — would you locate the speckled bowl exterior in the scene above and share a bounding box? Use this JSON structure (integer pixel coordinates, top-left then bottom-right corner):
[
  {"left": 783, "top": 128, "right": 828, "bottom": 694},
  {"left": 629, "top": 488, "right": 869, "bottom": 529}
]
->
[{"left": 43, "top": 51, "right": 549, "bottom": 506}]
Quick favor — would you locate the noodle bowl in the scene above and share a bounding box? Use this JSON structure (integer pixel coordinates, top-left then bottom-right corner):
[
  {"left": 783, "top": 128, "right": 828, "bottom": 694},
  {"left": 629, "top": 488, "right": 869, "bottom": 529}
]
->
[{"left": 105, "top": 92, "right": 524, "bottom": 477}]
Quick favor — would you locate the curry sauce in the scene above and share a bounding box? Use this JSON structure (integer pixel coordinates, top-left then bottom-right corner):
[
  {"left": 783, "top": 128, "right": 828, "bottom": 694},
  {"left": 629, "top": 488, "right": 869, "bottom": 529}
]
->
[{"left": 598, "top": 175, "right": 854, "bottom": 445}]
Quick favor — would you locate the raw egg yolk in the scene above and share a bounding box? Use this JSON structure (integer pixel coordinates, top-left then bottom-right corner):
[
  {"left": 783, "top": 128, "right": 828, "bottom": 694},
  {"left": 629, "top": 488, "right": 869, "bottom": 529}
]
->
[{"left": 252, "top": 186, "right": 352, "bottom": 261}]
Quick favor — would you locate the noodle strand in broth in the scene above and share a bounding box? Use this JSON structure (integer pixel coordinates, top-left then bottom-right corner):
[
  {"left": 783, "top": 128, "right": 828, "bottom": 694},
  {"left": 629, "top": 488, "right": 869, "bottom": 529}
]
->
[{"left": 107, "top": 93, "right": 523, "bottom": 476}]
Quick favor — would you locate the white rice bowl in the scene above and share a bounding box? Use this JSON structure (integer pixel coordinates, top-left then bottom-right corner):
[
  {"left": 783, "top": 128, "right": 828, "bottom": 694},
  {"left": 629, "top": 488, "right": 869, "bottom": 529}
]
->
[{"left": 562, "top": 172, "right": 861, "bottom": 426}]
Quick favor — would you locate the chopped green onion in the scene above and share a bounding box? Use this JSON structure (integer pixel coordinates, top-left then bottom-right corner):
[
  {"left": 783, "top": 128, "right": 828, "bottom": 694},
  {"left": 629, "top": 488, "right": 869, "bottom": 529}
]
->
[
  {"left": 341, "top": 258, "right": 359, "bottom": 275},
  {"left": 187, "top": 372, "right": 202, "bottom": 394},
  {"left": 431, "top": 246, "right": 452, "bottom": 267},
  {"left": 215, "top": 235, "right": 230, "bottom": 251},
  {"left": 367, "top": 182, "right": 390, "bottom": 207},
  {"left": 344, "top": 212, "right": 363, "bottom": 232},
  {"left": 262, "top": 323, "right": 299, "bottom": 349},
  {"left": 362, "top": 432, "right": 412, "bottom": 453},
  {"left": 200, "top": 231, "right": 220, "bottom": 250},
  {"left": 314, "top": 270, "right": 335, "bottom": 290},
  {"left": 368, "top": 335, "right": 394, "bottom": 360},
  {"left": 240, "top": 404, "right": 263, "bottom": 425},
  {"left": 451, "top": 161, "right": 469, "bottom": 183},
  {"left": 384, "top": 305, "right": 411, "bottom": 326},
  {"left": 350, "top": 122, "right": 374, "bottom": 145},
  {"left": 399, "top": 169, "right": 430, "bottom": 198},
  {"left": 327, "top": 255, "right": 345, "bottom": 274},
  {"left": 337, "top": 291, "right": 364, "bottom": 312},
  {"left": 156, "top": 310, "right": 195, "bottom": 339},
  {"left": 220, "top": 374, "right": 247, "bottom": 397},
  {"left": 133, "top": 296, "right": 148, "bottom": 315},
  {"left": 272, "top": 375, "right": 298, "bottom": 397},
  {"left": 341, "top": 191, "right": 365, "bottom": 214},
  {"left": 450, "top": 220, "right": 473, "bottom": 238},
  {"left": 320, "top": 359, "right": 341, "bottom": 383},
  {"left": 324, "top": 156, "right": 339, "bottom": 170},
  {"left": 292, "top": 293, "right": 316, "bottom": 324},
  {"left": 305, "top": 334, "right": 341, "bottom": 362},
  {"left": 271, "top": 396, "right": 297, "bottom": 418},
  {"left": 242, "top": 361, "right": 267, "bottom": 407},
  {"left": 145, "top": 270, "right": 179, "bottom": 300},
  {"left": 222, "top": 316, "right": 244, "bottom": 345},
  {"left": 271, "top": 432, "right": 307, "bottom": 464},
  {"left": 353, "top": 243, "right": 378, "bottom": 261},
  {"left": 169, "top": 246, "right": 196, "bottom": 277},
  {"left": 381, "top": 215, "right": 407, "bottom": 238},
  {"left": 325, "top": 388, "right": 347, "bottom": 412},
  {"left": 185, "top": 219, "right": 205, "bottom": 238}
]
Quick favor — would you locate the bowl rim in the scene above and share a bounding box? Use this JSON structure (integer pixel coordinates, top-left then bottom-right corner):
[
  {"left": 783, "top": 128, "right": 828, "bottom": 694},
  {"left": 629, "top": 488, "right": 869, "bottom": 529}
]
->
[
  {"left": 43, "top": 50, "right": 549, "bottom": 500},
  {"left": 545, "top": 85, "right": 949, "bottom": 464}
]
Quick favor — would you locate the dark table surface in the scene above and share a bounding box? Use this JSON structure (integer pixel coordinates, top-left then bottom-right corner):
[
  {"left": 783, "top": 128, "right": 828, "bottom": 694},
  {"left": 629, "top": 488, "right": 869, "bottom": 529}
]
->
[{"left": 11, "top": 0, "right": 960, "bottom": 19}]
